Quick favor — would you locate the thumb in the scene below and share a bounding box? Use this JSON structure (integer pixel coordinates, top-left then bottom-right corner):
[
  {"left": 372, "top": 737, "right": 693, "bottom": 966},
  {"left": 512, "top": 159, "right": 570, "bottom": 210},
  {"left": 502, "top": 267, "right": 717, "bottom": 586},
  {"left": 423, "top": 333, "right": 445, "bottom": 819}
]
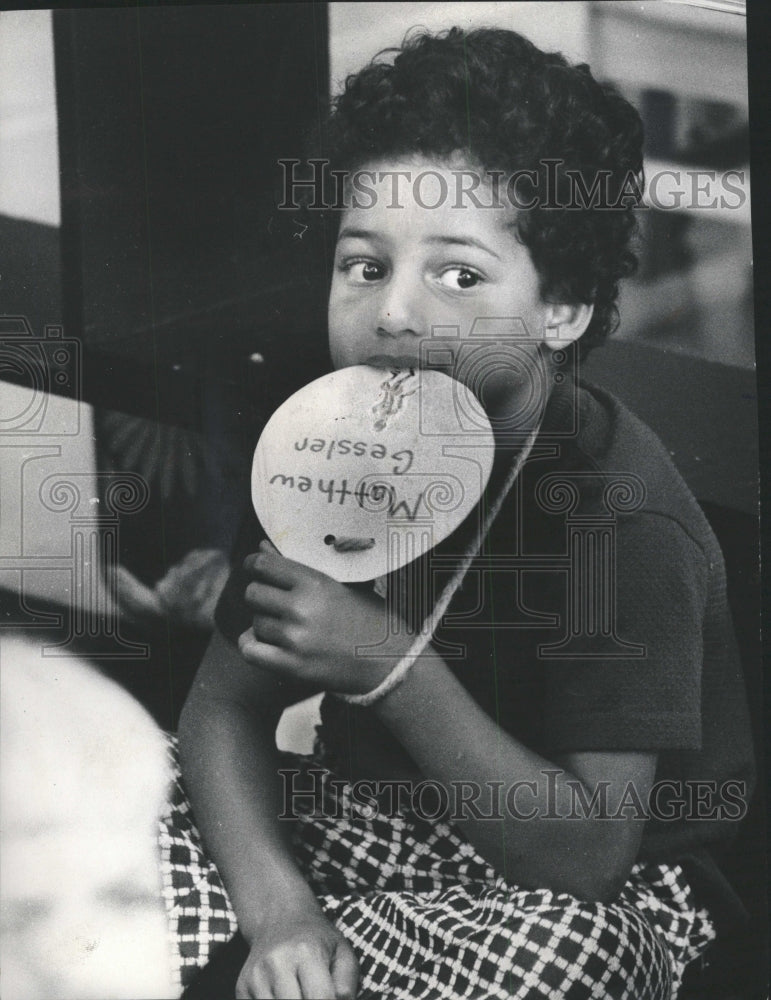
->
[{"left": 258, "top": 538, "right": 280, "bottom": 554}]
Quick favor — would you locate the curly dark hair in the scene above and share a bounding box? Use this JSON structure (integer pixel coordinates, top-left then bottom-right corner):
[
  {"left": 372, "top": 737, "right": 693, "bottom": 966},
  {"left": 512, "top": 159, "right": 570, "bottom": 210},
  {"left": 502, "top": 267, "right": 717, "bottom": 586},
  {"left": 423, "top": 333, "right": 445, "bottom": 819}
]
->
[{"left": 323, "top": 27, "right": 645, "bottom": 356}]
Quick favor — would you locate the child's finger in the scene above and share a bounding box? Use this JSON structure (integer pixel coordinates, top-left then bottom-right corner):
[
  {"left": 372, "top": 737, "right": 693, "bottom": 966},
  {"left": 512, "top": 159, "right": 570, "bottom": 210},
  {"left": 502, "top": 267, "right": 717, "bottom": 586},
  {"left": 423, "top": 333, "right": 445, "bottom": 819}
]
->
[
  {"left": 251, "top": 614, "right": 292, "bottom": 649},
  {"left": 331, "top": 942, "right": 359, "bottom": 1000},
  {"left": 258, "top": 539, "right": 319, "bottom": 577},
  {"left": 268, "top": 968, "right": 302, "bottom": 1000},
  {"left": 244, "top": 552, "right": 296, "bottom": 590},
  {"left": 244, "top": 581, "right": 294, "bottom": 618},
  {"left": 237, "top": 630, "right": 298, "bottom": 674},
  {"left": 297, "top": 958, "right": 337, "bottom": 1000},
  {"left": 116, "top": 565, "right": 165, "bottom": 618},
  {"left": 243, "top": 547, "right": 303, "bottom": 589},
  {"left": 236, "top": 969, "right": 273, "bottom": 999}
]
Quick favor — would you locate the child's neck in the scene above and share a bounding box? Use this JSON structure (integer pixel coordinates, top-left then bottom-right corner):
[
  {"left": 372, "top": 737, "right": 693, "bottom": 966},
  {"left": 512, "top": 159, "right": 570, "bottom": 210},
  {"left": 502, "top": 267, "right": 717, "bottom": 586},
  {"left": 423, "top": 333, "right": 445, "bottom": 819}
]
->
[
  {"left": 487, "top": 383, "right": 554, "bottom": 461},
  {"left": 475, "top": 343, "right": 554, "bottom": 459}
]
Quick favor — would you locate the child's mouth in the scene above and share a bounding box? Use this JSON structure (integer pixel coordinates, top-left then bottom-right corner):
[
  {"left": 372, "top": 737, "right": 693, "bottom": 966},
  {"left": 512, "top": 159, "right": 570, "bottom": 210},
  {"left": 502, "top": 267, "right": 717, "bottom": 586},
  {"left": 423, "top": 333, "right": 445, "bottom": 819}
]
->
[{"left": 365, "top": 354, "right": 422, "bottom": 371}]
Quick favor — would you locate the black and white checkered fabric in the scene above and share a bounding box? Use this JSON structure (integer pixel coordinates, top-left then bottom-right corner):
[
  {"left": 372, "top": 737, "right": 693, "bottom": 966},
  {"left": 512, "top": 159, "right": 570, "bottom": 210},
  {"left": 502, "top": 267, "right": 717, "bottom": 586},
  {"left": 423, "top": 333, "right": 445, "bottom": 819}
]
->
[{"left": 159, "top": 738, "right": 715, "bottom": 999}]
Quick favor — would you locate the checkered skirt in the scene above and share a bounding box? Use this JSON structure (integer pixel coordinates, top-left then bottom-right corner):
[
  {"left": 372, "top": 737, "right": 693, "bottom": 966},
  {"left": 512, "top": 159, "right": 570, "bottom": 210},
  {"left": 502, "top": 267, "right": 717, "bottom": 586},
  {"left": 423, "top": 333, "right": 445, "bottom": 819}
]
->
[{"left": 159, "top": 738, "right": 715, "bottom": 999}]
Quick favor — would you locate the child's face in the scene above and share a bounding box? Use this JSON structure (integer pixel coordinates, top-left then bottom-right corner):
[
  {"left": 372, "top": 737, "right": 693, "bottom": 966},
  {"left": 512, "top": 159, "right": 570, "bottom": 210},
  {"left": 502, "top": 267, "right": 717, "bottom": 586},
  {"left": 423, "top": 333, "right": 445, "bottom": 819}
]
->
[{"left": 328, "top": 157, "right": 580, "bottom": 425}]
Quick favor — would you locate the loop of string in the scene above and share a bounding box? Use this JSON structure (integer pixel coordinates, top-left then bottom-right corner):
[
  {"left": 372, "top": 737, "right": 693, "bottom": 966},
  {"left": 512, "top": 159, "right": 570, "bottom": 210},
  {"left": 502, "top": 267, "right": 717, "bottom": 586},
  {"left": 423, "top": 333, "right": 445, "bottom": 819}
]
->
[{"left": 337, "top": 424, "right": 541, "bottom": 707}]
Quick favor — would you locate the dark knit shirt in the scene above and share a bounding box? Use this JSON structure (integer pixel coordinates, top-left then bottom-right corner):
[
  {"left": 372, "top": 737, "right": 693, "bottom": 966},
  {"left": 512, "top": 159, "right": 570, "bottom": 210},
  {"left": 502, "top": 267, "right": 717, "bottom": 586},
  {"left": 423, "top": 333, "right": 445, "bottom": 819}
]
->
[{"left": 215, "top": 379, "right": 755, "bottom": 923}]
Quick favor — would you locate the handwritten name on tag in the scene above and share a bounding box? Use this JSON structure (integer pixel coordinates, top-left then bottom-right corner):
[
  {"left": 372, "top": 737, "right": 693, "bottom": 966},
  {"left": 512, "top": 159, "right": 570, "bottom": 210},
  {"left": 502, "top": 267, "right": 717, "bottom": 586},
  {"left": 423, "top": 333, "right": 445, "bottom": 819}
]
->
[{"left": 252, "top": 366, "right": 494, "bottom": 580}]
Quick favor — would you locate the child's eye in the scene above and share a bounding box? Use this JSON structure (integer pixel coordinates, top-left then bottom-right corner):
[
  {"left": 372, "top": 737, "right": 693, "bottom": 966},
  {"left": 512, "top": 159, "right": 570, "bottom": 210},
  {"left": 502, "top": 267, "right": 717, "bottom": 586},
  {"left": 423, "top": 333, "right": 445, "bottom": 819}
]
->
[
  {"left": 438, "top": 267, "right": 482, "bottom": 290},
  {"left": 341, "top": 260, "right": 385, "bottom": 283}
]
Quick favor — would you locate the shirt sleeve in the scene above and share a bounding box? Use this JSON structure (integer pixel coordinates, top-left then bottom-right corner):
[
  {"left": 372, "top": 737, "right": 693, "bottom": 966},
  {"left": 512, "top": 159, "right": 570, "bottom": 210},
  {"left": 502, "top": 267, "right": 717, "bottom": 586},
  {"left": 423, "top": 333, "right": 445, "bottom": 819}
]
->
[
  {"left": 214, "top": 510, "right": 267, "bottom": 645},
  {"left": 539, "top": 512, "right": 708, "bottom": 752}
]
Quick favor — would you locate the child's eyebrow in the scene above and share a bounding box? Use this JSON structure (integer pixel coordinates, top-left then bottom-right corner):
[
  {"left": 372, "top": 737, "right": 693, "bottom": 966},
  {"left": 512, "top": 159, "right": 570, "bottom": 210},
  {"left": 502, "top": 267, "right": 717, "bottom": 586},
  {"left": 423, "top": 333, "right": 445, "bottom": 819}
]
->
[
  {"left": 424, "top": 235, "right": 501, "bottom": 260},
  {"left": 336, "top": 229, "right": 502, "bottom": 262},
  {"left": 337, "top": 227, "right": 379, "bottom": 243}
]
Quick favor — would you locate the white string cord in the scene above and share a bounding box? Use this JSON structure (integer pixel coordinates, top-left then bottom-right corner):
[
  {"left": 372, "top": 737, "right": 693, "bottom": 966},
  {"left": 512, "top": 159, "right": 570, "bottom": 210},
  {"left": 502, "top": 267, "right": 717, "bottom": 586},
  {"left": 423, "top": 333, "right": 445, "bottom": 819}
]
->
[{"left": 337, "top": 425, "right": 540, "bottom": 707}]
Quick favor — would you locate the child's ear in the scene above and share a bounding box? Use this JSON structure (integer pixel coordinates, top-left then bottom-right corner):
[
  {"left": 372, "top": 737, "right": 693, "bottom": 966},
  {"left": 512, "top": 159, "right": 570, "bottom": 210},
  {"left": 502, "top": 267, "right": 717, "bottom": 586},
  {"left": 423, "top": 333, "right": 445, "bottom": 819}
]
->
[{"left": 543, "top": 302, "right": 594, "bottom": 351}]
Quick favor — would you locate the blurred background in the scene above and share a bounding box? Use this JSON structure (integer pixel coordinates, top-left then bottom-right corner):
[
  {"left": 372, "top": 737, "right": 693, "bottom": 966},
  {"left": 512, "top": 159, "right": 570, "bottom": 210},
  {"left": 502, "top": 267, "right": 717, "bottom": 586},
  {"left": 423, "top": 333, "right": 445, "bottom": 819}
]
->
[{"left": 0, "top": 4, "right": 763, "bottom": 995}]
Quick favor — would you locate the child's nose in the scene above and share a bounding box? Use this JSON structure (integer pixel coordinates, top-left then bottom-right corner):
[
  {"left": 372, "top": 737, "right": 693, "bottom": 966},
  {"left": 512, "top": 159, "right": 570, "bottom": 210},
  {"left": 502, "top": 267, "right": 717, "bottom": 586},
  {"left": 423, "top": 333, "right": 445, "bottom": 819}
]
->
[{"left": 376, "top": 272, "right": 425, "bottom": 339}]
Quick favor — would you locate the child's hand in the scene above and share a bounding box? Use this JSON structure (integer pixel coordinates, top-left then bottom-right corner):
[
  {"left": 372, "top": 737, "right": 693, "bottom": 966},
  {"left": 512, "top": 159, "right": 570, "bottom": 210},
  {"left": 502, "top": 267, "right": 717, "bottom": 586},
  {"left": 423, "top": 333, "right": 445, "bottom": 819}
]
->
[
  {"left": 238, "top": 541, "right": 409, "bottom": 695},
  {"left": 237, "top": 910, "right": 358, "bottom": 999},
  {"left": 154, "top": 547, "right": 230, "bottom": 629}
]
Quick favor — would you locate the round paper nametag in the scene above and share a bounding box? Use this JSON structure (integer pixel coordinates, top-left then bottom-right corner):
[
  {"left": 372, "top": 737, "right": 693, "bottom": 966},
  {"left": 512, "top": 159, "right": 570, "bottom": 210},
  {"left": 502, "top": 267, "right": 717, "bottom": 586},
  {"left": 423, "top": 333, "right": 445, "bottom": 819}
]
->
[{"left": 251, "top": 366, "right": 494, "bottom": 581}]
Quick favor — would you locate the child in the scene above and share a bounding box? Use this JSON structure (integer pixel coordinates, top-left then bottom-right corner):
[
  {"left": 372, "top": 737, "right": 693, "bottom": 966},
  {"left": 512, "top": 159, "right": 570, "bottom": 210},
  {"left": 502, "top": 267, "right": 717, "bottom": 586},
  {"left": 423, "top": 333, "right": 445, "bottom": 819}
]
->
[{"left": 160, "top": 27, "right": 754, "bottom": 999}]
